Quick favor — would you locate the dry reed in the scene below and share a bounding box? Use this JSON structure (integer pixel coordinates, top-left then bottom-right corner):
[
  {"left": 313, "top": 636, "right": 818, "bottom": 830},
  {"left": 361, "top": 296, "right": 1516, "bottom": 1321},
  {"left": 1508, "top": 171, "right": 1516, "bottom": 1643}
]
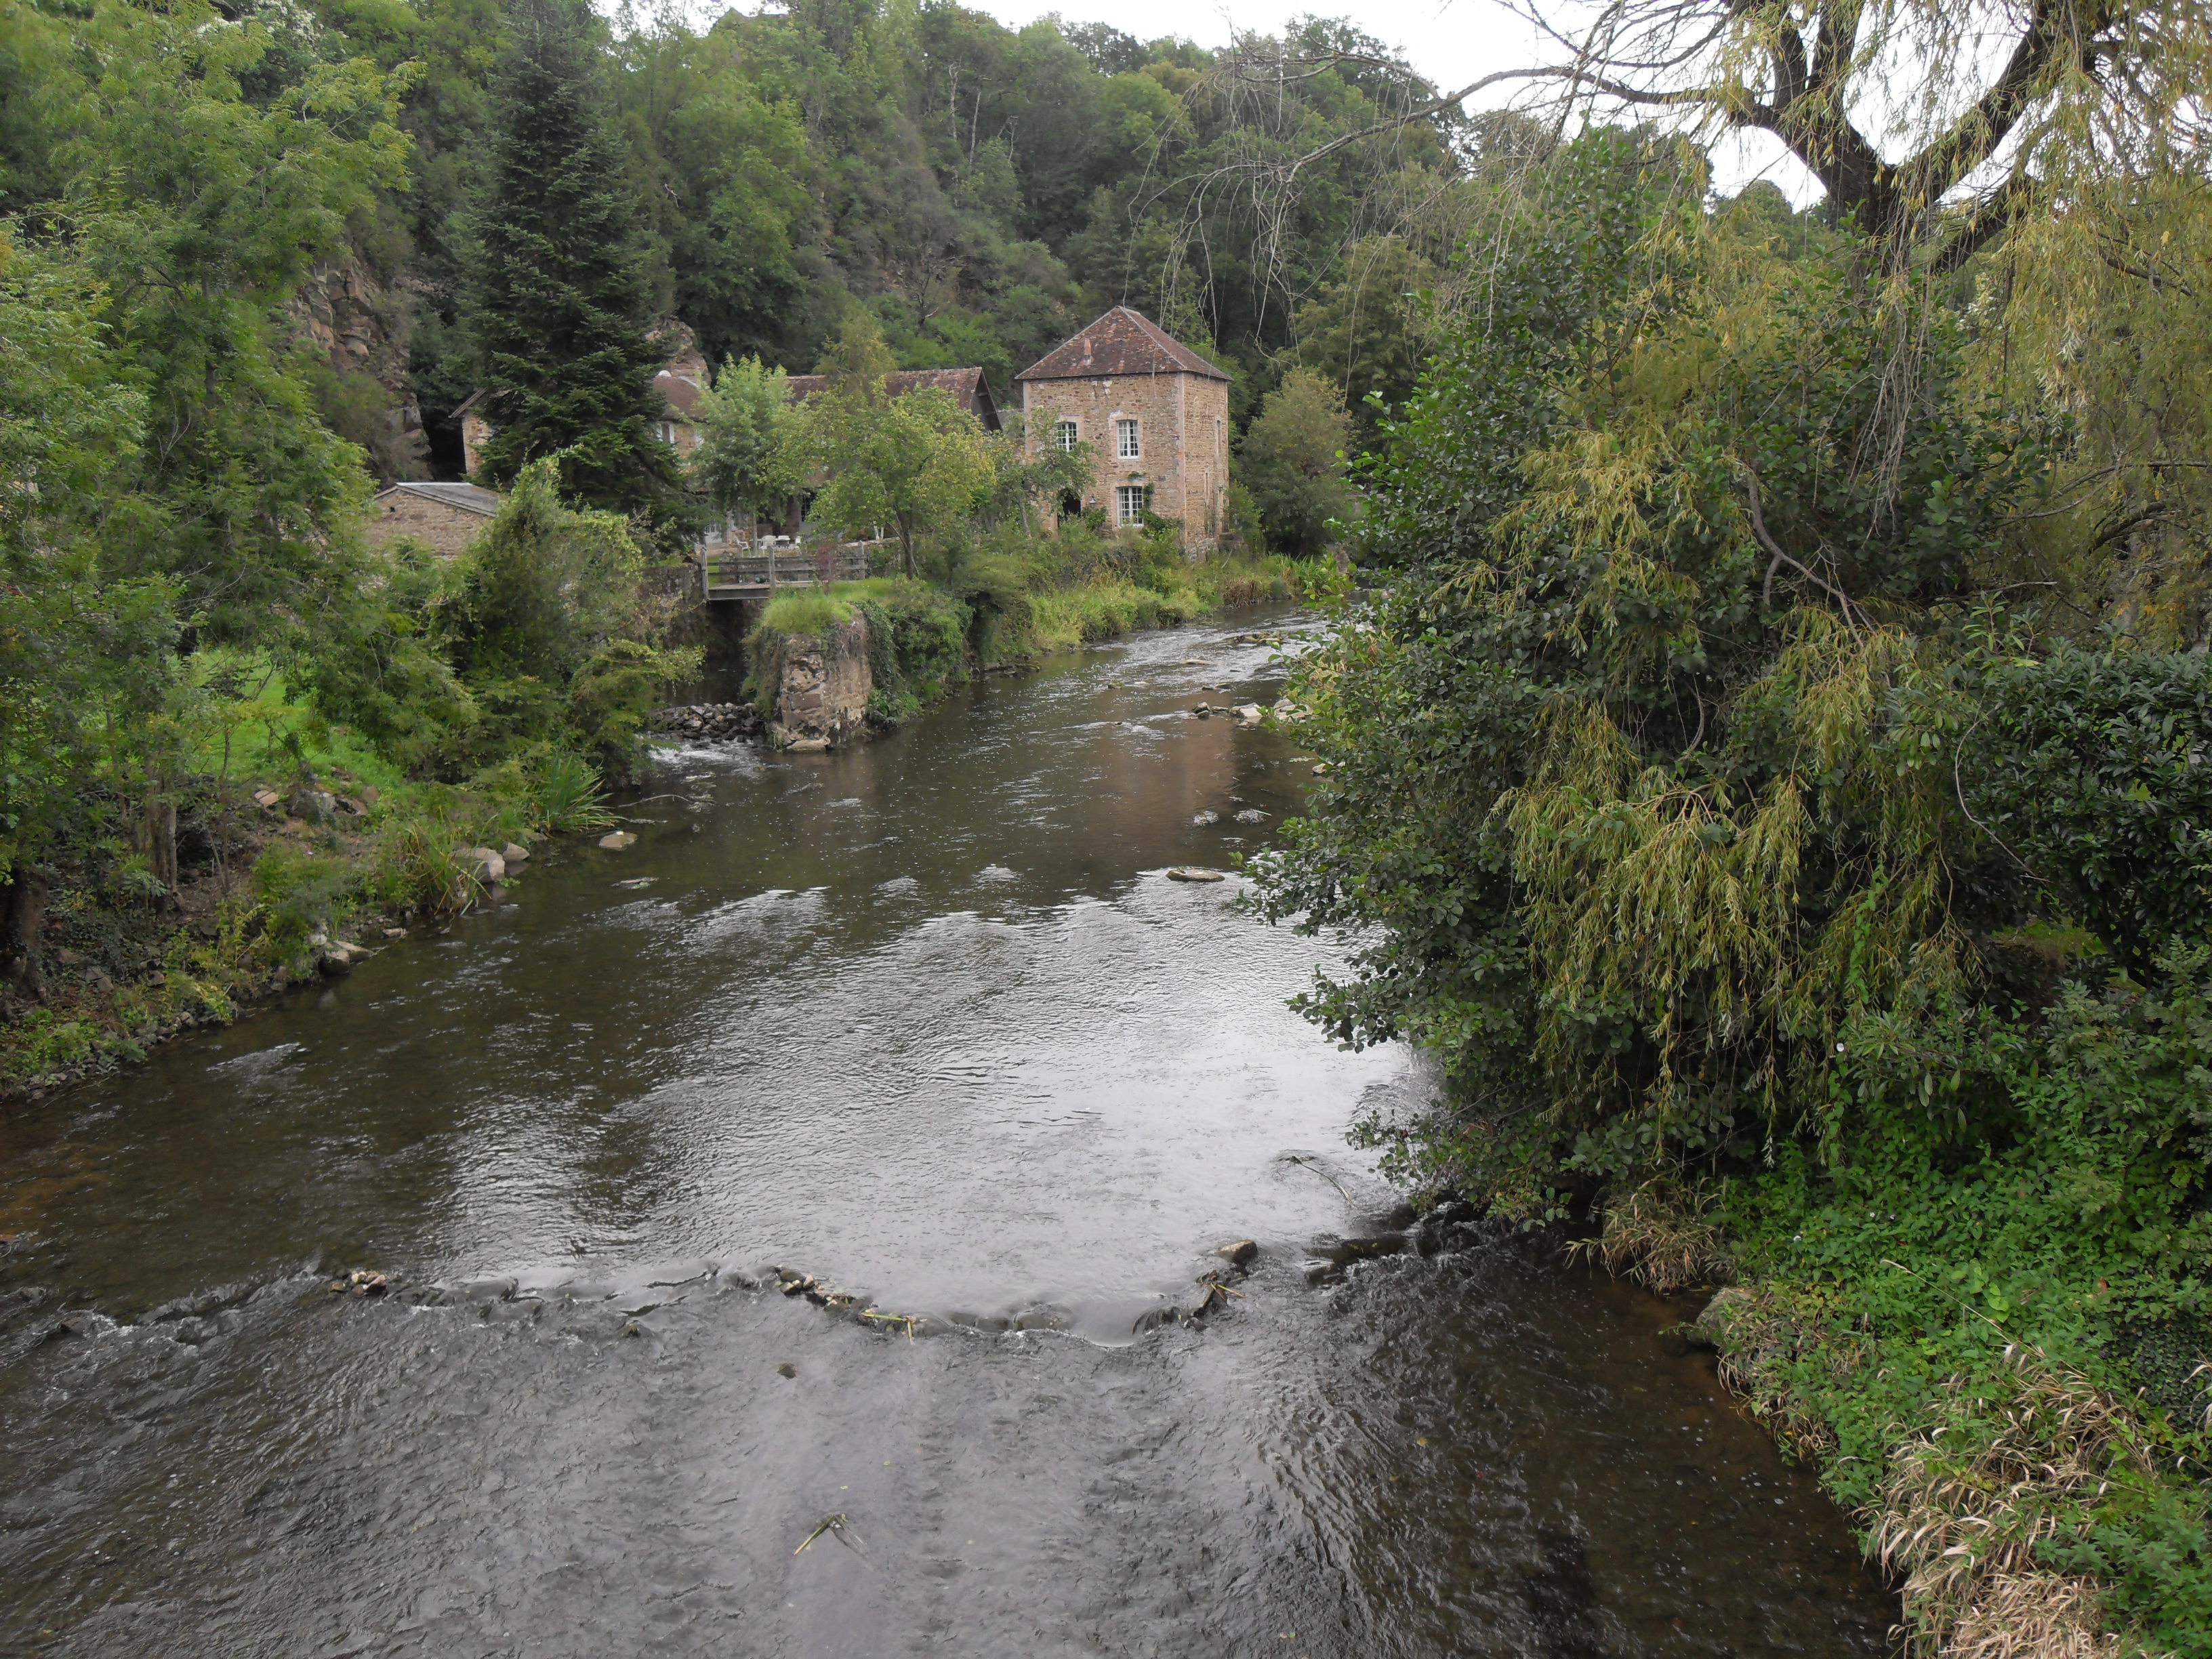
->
[
  {"left": 1871, "top": 1345, "right": 2163, "bottom": 1658},
  {"left": 1573, "top": 1179, "right": 1732, "bottom": 1294}
]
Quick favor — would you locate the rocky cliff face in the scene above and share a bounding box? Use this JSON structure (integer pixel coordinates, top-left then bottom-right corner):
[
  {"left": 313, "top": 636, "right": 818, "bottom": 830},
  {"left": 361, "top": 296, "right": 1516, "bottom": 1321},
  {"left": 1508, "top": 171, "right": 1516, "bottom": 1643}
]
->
[{"left": 291, "top": 252, "right": 428, "bottom": 483}]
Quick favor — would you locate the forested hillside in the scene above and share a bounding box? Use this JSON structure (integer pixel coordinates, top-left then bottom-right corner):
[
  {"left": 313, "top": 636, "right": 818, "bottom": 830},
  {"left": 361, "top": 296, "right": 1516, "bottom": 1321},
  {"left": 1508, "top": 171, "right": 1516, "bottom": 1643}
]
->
[{"left": 7, "top": 0, "right": 1471, "bottom": 483}]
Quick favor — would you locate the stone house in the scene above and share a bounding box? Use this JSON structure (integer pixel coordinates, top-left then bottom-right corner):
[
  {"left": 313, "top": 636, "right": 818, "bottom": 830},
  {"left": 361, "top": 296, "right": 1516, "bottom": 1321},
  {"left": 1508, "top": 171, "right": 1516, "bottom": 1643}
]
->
[
  {"left": 363, "top": 480, "right": 504, "bottom": 557},
  {"left": 1014, "top": 307, "right": 1229, "bottom": 550}
]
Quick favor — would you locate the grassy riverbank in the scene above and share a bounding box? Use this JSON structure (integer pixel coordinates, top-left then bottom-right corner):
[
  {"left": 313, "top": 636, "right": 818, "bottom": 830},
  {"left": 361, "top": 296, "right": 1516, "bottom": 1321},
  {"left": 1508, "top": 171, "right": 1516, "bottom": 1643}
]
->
[
  {"left": 1580, "top": 952, "right": 2212, "bottom": 1655},
  {"left": 0, "top": 697, "right": 627, "bottom": 1101},
  {"left": 745, "top": 525, "right": 1336, "bottom": 725}
]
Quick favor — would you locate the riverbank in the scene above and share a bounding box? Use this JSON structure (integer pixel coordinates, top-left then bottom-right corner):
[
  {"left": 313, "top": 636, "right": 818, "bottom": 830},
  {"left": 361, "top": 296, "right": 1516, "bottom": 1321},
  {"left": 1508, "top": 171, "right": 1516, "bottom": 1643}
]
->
[
  {"left": 0, "top": 756, "right": 626, "bottom": 1103},
  {"left": 742, "top": 550, "right": 1328, "bottom": 743},
  {"left": 1558, "top": 959, "right": 2212, "bottom": 1659},
  {"left": 0, "top": 575, "right": 1326, "bottom": 1103}
]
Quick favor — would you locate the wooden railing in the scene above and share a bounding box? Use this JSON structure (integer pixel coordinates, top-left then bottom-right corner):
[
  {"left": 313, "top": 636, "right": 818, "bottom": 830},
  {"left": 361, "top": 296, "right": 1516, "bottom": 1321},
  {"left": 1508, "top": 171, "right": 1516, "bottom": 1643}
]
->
[{"left": 699, "top": 541, "right": 886, "bottom": 598}]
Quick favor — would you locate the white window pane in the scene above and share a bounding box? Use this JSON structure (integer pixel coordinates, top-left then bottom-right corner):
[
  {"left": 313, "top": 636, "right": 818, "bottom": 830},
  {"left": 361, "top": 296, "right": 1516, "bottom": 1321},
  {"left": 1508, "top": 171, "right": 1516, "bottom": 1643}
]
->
[{"left": 1115, "top": 418, "right": 1139, "bottom": 459}]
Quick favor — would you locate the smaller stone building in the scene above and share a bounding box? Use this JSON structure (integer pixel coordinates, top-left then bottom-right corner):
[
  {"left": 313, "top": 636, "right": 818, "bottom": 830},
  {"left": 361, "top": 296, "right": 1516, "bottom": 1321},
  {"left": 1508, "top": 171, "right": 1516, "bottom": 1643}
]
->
[
  {"left": 1015, "top": 308, "right": 1230, "bottom": 550},
  {"left": 364, "top": 481, "right": 504, "bottom": 557}
]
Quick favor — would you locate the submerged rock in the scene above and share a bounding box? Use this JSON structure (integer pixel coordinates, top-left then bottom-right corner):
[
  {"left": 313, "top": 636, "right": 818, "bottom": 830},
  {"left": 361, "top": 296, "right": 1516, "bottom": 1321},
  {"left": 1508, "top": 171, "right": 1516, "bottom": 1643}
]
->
[
  {"left": 597, "top": 831, "right": 636, "bottom": 851},
  {"left": 1166, "top": 866, "right": 1225, "bottom": 883},
  {"left": 1191, "top": 809, "right": 1221, "bottom": 826}
]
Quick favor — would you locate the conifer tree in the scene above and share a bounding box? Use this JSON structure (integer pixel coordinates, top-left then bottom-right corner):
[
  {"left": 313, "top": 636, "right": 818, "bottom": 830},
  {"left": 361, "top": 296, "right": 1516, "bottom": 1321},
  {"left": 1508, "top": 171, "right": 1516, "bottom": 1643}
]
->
[{"left": 463, "top": 0, "right": 675, "bottom": 514}]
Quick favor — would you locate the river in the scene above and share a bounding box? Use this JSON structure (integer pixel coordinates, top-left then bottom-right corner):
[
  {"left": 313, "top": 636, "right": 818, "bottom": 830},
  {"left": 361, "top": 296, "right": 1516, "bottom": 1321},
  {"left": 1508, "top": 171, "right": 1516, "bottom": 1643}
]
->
[{"left": 0, "top": 606, "right": 1894, "bottom": 1657}]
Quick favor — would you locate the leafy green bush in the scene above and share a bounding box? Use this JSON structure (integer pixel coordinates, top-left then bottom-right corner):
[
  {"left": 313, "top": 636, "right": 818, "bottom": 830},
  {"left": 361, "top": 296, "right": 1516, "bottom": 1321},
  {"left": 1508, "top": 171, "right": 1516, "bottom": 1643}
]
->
[
  {"left": 1975, "top": 646, "right": 2212, "bottom": 977},
  {"left": 853, "top": 579, "right": 969, "bottom": 717}
]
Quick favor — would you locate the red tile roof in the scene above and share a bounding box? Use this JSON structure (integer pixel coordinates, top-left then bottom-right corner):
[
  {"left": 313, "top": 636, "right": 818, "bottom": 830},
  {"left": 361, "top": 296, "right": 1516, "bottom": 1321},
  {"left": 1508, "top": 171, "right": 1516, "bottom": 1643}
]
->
[
  {"left": 656, "top": 369, "right": 703, "bottom": 418},
  {"left": 783, "top": 366, "right": 1002, "bottom": 430},
  {"left": 1015, "top": 307, "right": 1228, "bottom": 383}
]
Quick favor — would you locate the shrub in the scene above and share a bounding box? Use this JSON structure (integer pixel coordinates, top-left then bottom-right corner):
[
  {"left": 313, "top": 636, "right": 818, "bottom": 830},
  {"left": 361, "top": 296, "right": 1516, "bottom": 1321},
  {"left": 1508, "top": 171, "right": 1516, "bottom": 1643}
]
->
[{"left": 1975, "top": 645, "right": 2212, "bottom": 978}]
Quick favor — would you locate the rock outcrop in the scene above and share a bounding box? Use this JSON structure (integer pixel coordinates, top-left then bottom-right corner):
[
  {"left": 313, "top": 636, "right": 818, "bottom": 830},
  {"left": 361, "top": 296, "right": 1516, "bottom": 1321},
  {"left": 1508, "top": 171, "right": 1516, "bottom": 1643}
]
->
[
  {"left": 289, "top": 251, "right": 427, "bottom": 483},
  {"left": 765, "top": 617, "right": 872, "bottom": 749}
]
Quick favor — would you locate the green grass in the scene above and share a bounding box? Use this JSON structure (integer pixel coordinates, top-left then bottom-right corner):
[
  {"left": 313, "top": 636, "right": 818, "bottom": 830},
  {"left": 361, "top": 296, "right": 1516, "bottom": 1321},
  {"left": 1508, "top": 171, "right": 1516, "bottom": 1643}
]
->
[{"left": 757, "top": 588, "right": 858, "bottom": 636}]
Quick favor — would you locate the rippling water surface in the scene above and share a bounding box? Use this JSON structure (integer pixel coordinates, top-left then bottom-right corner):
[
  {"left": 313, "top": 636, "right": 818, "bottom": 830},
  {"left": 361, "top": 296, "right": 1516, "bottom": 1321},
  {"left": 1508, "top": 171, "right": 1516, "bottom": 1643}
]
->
[{"left": 0, "top": 608, "right": 1893, "bottom": 1656}]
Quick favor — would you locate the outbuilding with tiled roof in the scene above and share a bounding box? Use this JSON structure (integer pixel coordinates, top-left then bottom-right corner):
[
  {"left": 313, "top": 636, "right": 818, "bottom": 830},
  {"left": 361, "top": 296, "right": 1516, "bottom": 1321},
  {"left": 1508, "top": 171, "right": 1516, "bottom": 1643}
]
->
[
  {"left": 365, "top": 480, "right": 505, "bottom": 558},
  {"left": 783, "top": 366, "right": 1002, "bottom": 430}
]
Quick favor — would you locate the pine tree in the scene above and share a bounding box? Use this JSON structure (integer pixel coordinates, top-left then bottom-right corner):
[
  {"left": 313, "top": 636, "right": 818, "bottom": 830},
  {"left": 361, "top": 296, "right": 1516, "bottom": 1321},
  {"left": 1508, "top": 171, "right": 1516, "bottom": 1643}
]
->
[{"left": 463, "top": 0, "right": 675, "bottom": 514}]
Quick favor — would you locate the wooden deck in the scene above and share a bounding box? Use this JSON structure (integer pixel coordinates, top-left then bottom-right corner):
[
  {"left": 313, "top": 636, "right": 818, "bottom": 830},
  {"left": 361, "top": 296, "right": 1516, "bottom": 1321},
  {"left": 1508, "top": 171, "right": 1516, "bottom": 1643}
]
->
[{"left": 699, "top": 542, "right": 887, "bottom": 599}]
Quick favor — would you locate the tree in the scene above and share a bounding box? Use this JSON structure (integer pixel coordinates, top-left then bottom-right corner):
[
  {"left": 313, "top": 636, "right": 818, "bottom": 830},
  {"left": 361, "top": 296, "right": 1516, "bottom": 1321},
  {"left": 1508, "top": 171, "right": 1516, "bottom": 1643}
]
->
[
  {"left": 688, "top": 356, "right": 801, "bottom": 531},
  {"left": 981, "top": 414, "right": 1093, "bottom": 535},
  {"left": 20, "top": 0, "right": 408, "bottom": 644},
  {"left": 1237, "top": 368, "right": 1354, "bottom": 556},
  {"left": 445, "top": 460, "right": 697, "bottom": 771},
  {"left": 462, "top": 0, "right": 675, "bottom": 512},
  {"left": 1261, "top": 0, "right": 2211, "bottom": 275},
  {"left": 797, "top": 320, "right": 995, "bottom": 575},
  {"left": 1290, "top": 236, "right": 1441, "bottom": 439},
  {"left": 0, "top": 234, "right": 176, "bottom": 998},
  {"left": 1535, "top": 0, "right": 2209, "bottom": 270}
]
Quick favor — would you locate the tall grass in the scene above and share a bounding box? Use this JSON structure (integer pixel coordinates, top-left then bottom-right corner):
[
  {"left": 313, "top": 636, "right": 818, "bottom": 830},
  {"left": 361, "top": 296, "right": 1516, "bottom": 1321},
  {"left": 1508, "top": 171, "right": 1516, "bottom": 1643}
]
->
[{"left": 757, "top": 589, "right": 855, "bottom": 637}]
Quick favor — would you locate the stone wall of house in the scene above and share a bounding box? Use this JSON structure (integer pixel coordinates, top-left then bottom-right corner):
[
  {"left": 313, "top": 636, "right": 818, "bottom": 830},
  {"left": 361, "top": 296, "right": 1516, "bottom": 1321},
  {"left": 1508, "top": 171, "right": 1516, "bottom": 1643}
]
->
[
  {"left": 364, "top": 495, "right": 490, "bottom": 559},
  {"left": 1021, "top": 369, "right": 1229, "bottom": 550},
  {"left": 766, "top": 615, "right": 872, "bottom": 749}
]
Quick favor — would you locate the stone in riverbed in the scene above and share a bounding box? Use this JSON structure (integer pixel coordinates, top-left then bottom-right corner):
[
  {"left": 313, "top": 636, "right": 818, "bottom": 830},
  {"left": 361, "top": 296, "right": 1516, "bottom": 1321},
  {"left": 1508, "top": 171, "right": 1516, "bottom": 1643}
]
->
[
  {"left": 1218, "top": 1239, "right": 1258, "bottom": 1267},
  {"left": 1166, "top": 866, "right": 1225, "bottom": 883},
  {"left": 597, "top": 831, "right": 636, "bottom": 851},
  {"left": 457, "top": 846, "right": 506, "bottom": 882},
  {"left": 1191, "top": 810, "right": 1220, "bottom": 826},
  {"left": 501, "top": 842, "right": 529, "bottom": 863},
  {"left": 1231, "top": 703, "right": 1265, "bottom": 722}
]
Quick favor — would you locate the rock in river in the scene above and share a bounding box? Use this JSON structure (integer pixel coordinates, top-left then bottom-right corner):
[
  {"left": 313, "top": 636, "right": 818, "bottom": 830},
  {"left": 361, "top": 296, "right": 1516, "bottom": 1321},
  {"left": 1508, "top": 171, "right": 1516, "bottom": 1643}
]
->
[
  {"left": 598, "top": 831, "right": 637, "bottom": 851},
  {"left": 1166, "top": 866, "right": 1225, "bottom": 883},
  {"left": 456, "top": 846, "right": 506, "bottom": 883}
]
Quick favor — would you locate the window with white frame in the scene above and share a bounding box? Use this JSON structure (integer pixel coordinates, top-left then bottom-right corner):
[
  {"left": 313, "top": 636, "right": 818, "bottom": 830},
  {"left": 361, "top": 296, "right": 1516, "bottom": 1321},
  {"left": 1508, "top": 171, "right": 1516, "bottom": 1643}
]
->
[
  {"left": 1114, "top": 417, "right": 1140, "bottom": 459},
  {"left": 1052, "top": 419, "right": 1078, "bottom": 453},
  {"left": 1115, "top": 483, "right": 1149, "bottom": 525}
]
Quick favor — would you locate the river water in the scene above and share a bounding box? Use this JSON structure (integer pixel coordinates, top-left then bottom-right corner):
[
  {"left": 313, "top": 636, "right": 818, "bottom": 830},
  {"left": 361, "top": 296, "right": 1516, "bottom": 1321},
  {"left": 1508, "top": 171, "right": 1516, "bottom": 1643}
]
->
[{"left": 0, "top": 608, "right": 1894, "bottom": 1658}]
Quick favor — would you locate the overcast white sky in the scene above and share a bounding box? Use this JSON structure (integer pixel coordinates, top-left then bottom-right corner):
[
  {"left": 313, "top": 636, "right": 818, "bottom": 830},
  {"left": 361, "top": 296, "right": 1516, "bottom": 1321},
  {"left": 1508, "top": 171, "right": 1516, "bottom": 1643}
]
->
[
  {"left": 949, "top": 0, "right": 1817, "bottom": 202},
  {"left": 632, "top": 0, "right": 1823, "bottom": 203}
]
